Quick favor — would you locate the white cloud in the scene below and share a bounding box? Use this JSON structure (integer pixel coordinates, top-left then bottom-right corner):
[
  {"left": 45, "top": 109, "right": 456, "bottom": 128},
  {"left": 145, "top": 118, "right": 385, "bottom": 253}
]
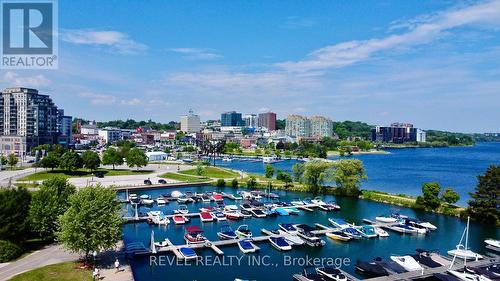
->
[
  {"left": 121, "top": 98, "right": 142, "bottom": 106},
  {"left": 62, "top": 29, "right": 147, "bottom": 54},
  {"left": 78, "top": 91, "right": 117, "bottom": 105},
  {"left": 168, "top": 48, "right": 222, "bottom": 60},
  {"left": 1, "top": 72, "right": 51, "bottom": 88},
  {"left": 277, "top": 0, "right": 500, "bottom": 72}
]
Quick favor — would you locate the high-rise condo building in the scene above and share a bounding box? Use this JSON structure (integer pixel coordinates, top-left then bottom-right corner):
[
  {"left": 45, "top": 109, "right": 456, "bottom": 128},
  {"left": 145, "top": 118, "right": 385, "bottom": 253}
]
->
[
  {"left": 371, "top": 122, "right": 426, "bottom": 143},
  {"left": 180, "top": 110, "right": 201, "bottom": 133},
  {"left": 221, "top": 111, "right": 244, "bottom": 127},
  {"left": 310, "top": 116, "right": 333, "bottom": 138},
  {"left": 285, "top": 114, "right": 333, "bottom": 138},
  {"left": 258, "top": 112, "right": 276, "bottom": 131},
  {"left": 243, "top": 114, "right": 257, "bottom": 128}
]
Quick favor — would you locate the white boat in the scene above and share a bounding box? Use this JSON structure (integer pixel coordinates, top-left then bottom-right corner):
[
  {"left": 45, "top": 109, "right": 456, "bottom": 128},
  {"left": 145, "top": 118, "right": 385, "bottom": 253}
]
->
[
  {"left": 222, "top": 156, "right": 233, "bottom": 162},
  {"left": 390, "top": 223, "right": 418, "bottom": 234},
  {"left": 217, "top": 225, "right": 238, "bottom": 240},
  {"left": 141, "top": 199, "right": 154, "bottom": 205},
  {"left": 250, "top": 209, "right": 267, "bottom": 218},
  {"left": 262, "top": 156, "right": 279, "bottom": 163},
  {"left": 156, "top": 197, "right": 167, "bottom": 205},
  {"left": 291, "top": 198, "right": 305, "bottom": 206},
  {"left": 448, "top": 217, "right": 483, "bottom": 261},
  {"left": 311, "top": 197, "right": 326, "bottom": 205},
  {"left": 129, "top": 193, "right": 138, "bottom": 200},
  {"left": 272, "top": 229, "right": 305, "bottom": 245},
  {"left": 175, "top": 205, "right": 189, "bottom": 215},
  {"left": 140, "top": 194, "right": 150, "bottom": 200},
  {"left": 375, "top": 215, "right": 398, "bottom": 223},
  {"left": 316, "top": 267, "right": 348, "bottom": 281},
  {"left": 390, "top": 255, "right": 423, "bottom": 271},
  {"left": 238, "top": 239, "right": 258, "bottom": 253},
  {"left": 213, "top": 212, "right": 227, "bottom": 221},
  {"left": 147, "top": 211, "right": 170, "bottom": 225},
  {"left": 485, "top": 239, "right": 500, "bottom": 252},
  {"left": 235, "top": 225, "right": 252, "bottom": 238},
  {"left": 279, "top": 223, "right": 299, "bottom": 235},
  {"left": 295, "top": 224, "right": 326, "bottom": 247},
  {"left": 328, "top": 218, "right": 352, "bottom": 229},
  {"left": 448, "top": 268, "right": 491, "bottom": 281},
  {"left": 269, "top": 237, "right": 292, "bottom": 251},
  {"left": 374, "top": 227, "right": 389, "bottom": 237}
]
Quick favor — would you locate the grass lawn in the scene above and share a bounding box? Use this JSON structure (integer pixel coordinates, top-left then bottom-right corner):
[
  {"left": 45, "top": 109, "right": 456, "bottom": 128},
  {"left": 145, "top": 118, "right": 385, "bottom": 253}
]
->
[
  {"left": 159, "top": 172, "right": 210, "bottom": 183},
  {"left": 17, "top": 168, "right": 154, "bottom": 181},
  {"left": 180, "top": 166, "right": 239, "bottom": 179},
  {"left": 9, "top": 262, "right": 91, "bottom": 281}
]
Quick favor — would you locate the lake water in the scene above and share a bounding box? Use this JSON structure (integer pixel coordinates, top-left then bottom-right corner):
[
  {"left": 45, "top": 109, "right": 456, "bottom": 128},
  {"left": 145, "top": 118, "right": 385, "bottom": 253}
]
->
[
  {"left": 120, "top": 185, "right": 499, "bottom": 281},
  {"left": 214, "top": 142, "right": 500, "bottom": 205}
]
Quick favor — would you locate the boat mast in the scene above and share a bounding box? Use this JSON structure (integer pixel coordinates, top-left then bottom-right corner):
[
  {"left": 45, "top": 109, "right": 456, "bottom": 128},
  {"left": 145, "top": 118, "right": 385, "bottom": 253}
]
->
[{"left": 464, "top": 216, "right": 470, "bottom": 266}]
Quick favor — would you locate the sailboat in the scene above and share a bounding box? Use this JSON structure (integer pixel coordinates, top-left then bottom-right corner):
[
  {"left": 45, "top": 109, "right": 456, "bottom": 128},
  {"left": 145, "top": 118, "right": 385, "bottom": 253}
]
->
[{"left": 447, "top": 217, "right": 483, "bottom": 264}]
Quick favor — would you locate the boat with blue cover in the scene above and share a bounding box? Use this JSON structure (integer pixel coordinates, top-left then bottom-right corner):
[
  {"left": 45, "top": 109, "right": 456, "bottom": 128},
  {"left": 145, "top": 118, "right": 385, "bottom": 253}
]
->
[
  {"left": 342, "top": 227, "right": 363, "bottom": 239},
  {"left": 217, "top": 224, "right": 238, "bottom": 240},
  {"left": 279, "top": 223, "right": 299, "bottom": 234},
  {"left": 274, "top": 207, "right": 290, "bottom": 216},
  {"left": 269, "top": 236, "right": 292, "bottom": 251},
  {"left": 358, "top": 225, "right": 378, "bottom": 238},
  {"left": 238, "top": 239, "right": 258, "bottom": 253},
  {"left": 179, "top": 247, "right": 198, "bottom": 260}
]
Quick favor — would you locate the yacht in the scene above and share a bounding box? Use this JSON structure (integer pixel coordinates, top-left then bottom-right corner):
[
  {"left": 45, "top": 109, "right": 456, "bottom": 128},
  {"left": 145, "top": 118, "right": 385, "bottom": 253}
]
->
[
  {"left": 391, "top": 223, "right": 418, "bottom": 234},
  {"left": 390, "top": 255, "right": 423, "bottom": 271},
  {"left": 448, "top": 217, "right": 483, "bottom": 261},
  {"left": 293, "top": 268, "right": 325, "bottom": 281},
  {"left": 415, "top": 249, "right": 451, "bottom": 267},
  {"left": 405, "top": 217, "right": 437, "bottom": 230},
  {"left": 184, "top": 226, "right": 207, "bottom": 245},
  {"left": 403, "top": 220, "right": 428, "bottom": 234},
  {"left": 448, "top": 267, "right": 492, "bottom": 281},
  {"left": 269, "top": 237, "right": 292, "bottom": 251},
  {"left": 302, "top": 198, "right": 313, "bottom": 205},
  {"left": 295, "top": 224, "right": 325, "bottom": 247},
  {"left": 147, "top": 211, "right": 169, "bottom": 225},
  {"left": 235, "top": 225, "right": 253, "bottom": 238}
]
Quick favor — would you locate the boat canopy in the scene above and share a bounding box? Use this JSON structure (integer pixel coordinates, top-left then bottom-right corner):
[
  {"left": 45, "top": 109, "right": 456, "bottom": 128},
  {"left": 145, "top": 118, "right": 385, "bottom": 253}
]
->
[{"left": 186, "top": 226, "right": 204, "bottom": 233}]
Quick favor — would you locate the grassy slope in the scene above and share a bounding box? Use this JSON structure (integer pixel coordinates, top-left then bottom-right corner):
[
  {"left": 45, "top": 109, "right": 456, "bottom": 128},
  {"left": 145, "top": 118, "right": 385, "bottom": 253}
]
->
[
  {"left": 180, "top": 166, "right": 239, "bottom": 179},
  {"left": 17, "top": 169, "right": 154, "bottom": 181},
  {"left": 9, "top": 262, "right": 91, "bottom": 281},
  {"left": 159, "top": 172, "right": 210, "bottom": 183}
]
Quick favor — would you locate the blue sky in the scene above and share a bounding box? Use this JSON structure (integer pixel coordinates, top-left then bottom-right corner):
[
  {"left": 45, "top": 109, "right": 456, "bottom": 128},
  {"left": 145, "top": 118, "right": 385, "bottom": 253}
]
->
[{"left": 2, "top": 0, "right": 500, "bottom": 133}]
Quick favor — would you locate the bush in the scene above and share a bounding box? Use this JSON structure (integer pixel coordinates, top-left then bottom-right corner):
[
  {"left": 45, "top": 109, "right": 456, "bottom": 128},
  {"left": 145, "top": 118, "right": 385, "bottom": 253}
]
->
[
  {"left": 247, "top": 176, "right": 257, "bottom": 189},
  {"left": 216, "top": 179, "right": 226, "bottom": 187},
  {"left": 0, "top": 240, "right": 23, "bottom": 262},
  {"left": 231, "top": 178, "right": 239, "bottom": 188}
]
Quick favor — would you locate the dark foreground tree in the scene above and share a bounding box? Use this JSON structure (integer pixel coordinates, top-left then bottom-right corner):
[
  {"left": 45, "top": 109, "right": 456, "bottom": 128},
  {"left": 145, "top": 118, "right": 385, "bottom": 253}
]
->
[
  {"left": 0, "top": 187, "right": 31, "bottom": 242},
  {"left": 59, "top": 151, "right": 83, "bottom": 172},
  {"left": 40, "top": 152, "right": 60, "bottom": 171},
  {"left": 57, "top": 185, "right": 122, "bottom": 261},
  {"left": 467, "top": 165, "right": 500, "bottom": 225}
]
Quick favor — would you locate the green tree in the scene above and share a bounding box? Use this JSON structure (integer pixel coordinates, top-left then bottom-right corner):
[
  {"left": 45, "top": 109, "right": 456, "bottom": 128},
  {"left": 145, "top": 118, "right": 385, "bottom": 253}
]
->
[
  {"left": 231, "top": 178, "right": 239, "bottom": 188},
  {"left": 467, "top": 165, "right": 500, "bottom": 225},
  {"left": 416, "top": 182, "right": 442, "bottom": 209},
  {"left": 102, "top": 147, "right": 123, "bottom": 169},
  {"left": 40, "top": 152, "right": 60, "bottom": 171},
  {"left": 216, "top": 179, "right": 226, "bottom": 187},
  {"left": 7, "top": 154, "right": 18, "bottom": 169},
  {"left": 196, "top": 163, "right": 205, "bottom": 176},
  {"left": 0, "top": 187, "right": 31, "bottom": 242},
  {"left": 247, "top": 176, "right": 257, "bottom": 189},
  {"left": 292, "top": 163, "right": 305, "bottom": 182},
  {"left": 303, "top": 161, "right": 335, "bottom": 194},
  {"left": 0, "top": 155, "right": 7, "bottom": 169},
  {"left": 265, "top": 164, "right": 275, "bottom": 178},
  {"left": 57, "top": 185, "right": 122, "bottom": 262},
  {"left": 29, "top": 177, "right": 76, "bottom": 238},
  {"left": 81, "top": 151, "right": 101, "bottom": 171},
  {"left": 59, "top": 151, "right": 83, "bottom": 172},
  {"left": 333, "top": 159, "right": 367, "bottom": 194},
  {"left": 441, "top": 188, "right": 460, "bottom": 205},
  {"left": 126, "top": 148, "right": 148, "bottom": 169}
]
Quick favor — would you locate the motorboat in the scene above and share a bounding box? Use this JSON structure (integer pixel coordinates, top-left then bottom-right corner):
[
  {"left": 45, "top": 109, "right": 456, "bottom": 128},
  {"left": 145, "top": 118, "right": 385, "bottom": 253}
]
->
[
  {"left": 199, "top": 211, "right": 214, "bottom": 222},
  {"left": 412, "top": 251, "right": 444, "bottom": 268},
  {"left": 217, "top": 225, "right": 238, "bottom": 240},
  {"left": 265, "top": 192, "right": 280, "bottom": 199},
  {"left": 448, "top": 267, "right": 491, "bottom": 281},
  {"left": 199, "top": 206, "right": 214, "bottom": 213},
  {"left": 175, "top": 205, "right": 189, "bottom": 215},
  {"left": 293, "top": 268, "right": 325, "bottom": 281},
  {"left": 184, "top": 226, "right": 207, "bottom": 244},
  {"left": 302, "top": 197, "right": 313, "bottom": 205},
  {"left": 201, "top": 194, "right": 211, "bottom": 202},
  {"left": 262, "top": 156, "right": 279, "bottom": 163},
  {"left": 250, "top": 191, "right": 263, "bottom": 200},
  {"left": 224, "top": 210, "right": 243, "bottom": 220},
  {"left": 485, "top": 239, "right": 500, "bottom": 252},
  {"left": 291, "top": 198, "right": 305, "bottom": 206},
  {"left": 238, "top": 239, "right": 258, "bottom": 253},
  {"left": 375, "top": 215, "right": 398, "bottom": 223},
  {"left": 355, "top": 260, "right": 389, "bottom": 277},
  {"left": 405, "top": 217, "right": 437, "bottom": 230},
  {"left": 318, "top": 202, "right": 341, "bottom": 211},
  {"left": 273, "top": 207, "right": 290, "bottom": 216},
  {"left": 391, "top": 223, "right": 418, "bottom": 234},
  {"left": 213, "top": 212, "right": 227, "bottom": 221},
  {"left": 374, "top": 227, "right": 389, "bottom": 237},
  {"left": 295, "top": 224, "right": 325, "bottom": 247},
  {"left": 240, "top": 203, "right": 253, "bottom": 211},
  {"left": 240, "top": 210, "right": 253, "bottom": 218},
  {"left": 376, "top": 258, "right": 407, "bottom": 273},
  {"left": 129, "top": 193, "right": 138, "bottom": 201},
  {"left": 147, "top": 211, "right": 169, "bottom": 225},
  {"left": 311, "top": 196, "right": 326, "bottom": 205},
  {"left": 403, "top": 219, "right": 428, "bottom": 234},
  {"left": 415, "top": 249, "right": 451, "bottom": 267},
  {"left": 328, "top": 218, "right": 352, "bottom": 229},
  {"left": 279, "top": 223, "right": 299, "bottom": 235},
  {"left": 140, "top": 194, "right": 150, "bottom": 200},
  {"left": 287, "top": 207, "right": 301, "bottom": 215},
  {"left": 224, "top": 205, "right": 239, "bottom": 211},
  {"left": 358, "top": 225, "right": 378, "bottom": 238},
  {"left": 212, "top": 194, "right": 224, "bottom": 202},
  {"left": 316, "top": 267, "right": 347, "bottom": 281},
  {"left": 263, "top": 208, "right": 278, "bottom": 217},
  {"left": 250, "top": 209, "right": 267, "bottom": 218},
  {"left": 325, "top": 231, "right": 351, "bottom": 242},
  {"left": 173, "top": 215, "right": 187, "bottom": 225},
  {"left": 342, "top": 227, "right": 363, "bottom": 239},
  {"left": 156, "top": 197, "right": 167, "bottom": 205},
  {"left": 222, "top": 156, "right": 233, "bottom": 162},
  {"left": 269, "top": 237, "right": 292, "bottom": 251},
  {"left": 238, "top": 191, "right": 252, "bottom": 199},
  {"left": 177, "top": 196, "right": 193, "bottom": 204},
  {"left": 233, "top": 194, "right": 243, "bottom": 200},
  {"left": 178, "top": 247, "right": 198, "bottom": 260},
  {"left": 448, "top": 217, "right": 483, "bottom": 261},
  {"left": 270, "top": 229, "right": 305, "bottom": 245},
  {"left": 390, "top": 255, "right": 423, "bottom": 272},
  {"left": 235, "top": 225, "right": 252, "bottom": 239}
]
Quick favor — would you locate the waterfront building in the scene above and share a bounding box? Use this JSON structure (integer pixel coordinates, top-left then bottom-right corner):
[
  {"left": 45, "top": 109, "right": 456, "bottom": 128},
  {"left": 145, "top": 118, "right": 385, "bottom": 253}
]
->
[
  {"left": 221, "top": 111, "right": 244, "bottom": 127},
  {"left": 310, "top": 115, "right": 333, "bottom": 138},
  {"left": 180, "top": 110, "right": 201, "bottom": 133},
  {"left": 258, "top": 112, "right": 276, "bottom": 131},
  {"left": 243, "top": 114, "right": 257, "bottom": 128},
  {"left": 0, "top": 87, "right": 63, "bottom": 156},
  {"left": 98, "top": 127, "right": 123, "bottom": 144},
  {"left": 371, "top": 123, "right": 426, "bottom": 143},
  {"left": 285, "top": 114, "right": 333, "bottom": 138},
  {"left": 57, "top": 109, "right": 73, "bottom": 146}
]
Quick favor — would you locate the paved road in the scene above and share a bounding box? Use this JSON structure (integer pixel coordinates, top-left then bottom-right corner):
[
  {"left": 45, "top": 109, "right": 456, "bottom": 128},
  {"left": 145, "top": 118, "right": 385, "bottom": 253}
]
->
[
  {"left": 0, "top": 244, "right": 79, "bottom": 281},
  {"left": 0, "top": 168, "right": 38, "bottom": 188}
]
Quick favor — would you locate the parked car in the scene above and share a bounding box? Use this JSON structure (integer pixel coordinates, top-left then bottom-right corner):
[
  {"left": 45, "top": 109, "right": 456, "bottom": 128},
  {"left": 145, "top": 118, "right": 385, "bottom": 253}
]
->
[
  {"left": 158, "top": 179, "right": 167, "bottom": 184},
  {"left": 94, "top": 171, "right": 104, "bottom": 178},
  {"left": 144, "top": 179, "right": 152, "bottom": 185}
]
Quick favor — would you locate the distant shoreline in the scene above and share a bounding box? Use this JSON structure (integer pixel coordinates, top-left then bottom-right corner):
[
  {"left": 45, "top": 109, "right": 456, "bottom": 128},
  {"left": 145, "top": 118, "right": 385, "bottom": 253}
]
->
[{"left": 327, "top": 149, "right": 390, "bottom": 156}]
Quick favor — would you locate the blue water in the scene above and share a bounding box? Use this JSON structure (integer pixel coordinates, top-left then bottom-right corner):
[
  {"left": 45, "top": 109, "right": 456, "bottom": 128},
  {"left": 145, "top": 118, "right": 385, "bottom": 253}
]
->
[
  {"left": 215, "top": 142, "right": 500, "bottom": 205},
  {"left": 121, "top": 185, "right": 499, "bottom": 281}
]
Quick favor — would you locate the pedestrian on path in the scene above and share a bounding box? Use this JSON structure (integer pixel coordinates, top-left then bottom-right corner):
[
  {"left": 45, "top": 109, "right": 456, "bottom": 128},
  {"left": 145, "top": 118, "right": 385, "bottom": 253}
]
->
[
  {"left": 114, "top": 258, "right": 120, "bottom": 273},
  {"left": 92, "top": 267, "right": 100, "bottom": 280}
]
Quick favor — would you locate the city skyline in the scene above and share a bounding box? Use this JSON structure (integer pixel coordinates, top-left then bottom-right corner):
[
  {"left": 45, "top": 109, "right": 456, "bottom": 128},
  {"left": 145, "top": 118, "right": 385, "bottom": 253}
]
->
[{"left": 1, "top": 1, "right": 500, "bottom": 133}]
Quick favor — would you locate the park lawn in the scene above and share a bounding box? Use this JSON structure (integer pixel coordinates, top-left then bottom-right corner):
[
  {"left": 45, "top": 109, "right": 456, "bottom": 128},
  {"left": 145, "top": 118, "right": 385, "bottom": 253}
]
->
[
  {"left": 160, "top": 172, "right": 210, "bottom": 183},
  {"left": 17, "top": 168, "right": 154, "bottom": 181},
  {"left": 9, "top": 262, "right": 91, "bottom": 281},
  {"left": 180, "top": 166, "right": 239, "bottom": 179}
]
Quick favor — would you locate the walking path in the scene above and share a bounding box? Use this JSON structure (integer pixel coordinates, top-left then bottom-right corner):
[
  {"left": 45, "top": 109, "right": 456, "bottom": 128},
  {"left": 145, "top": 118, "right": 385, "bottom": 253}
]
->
[
  {"left": 0, "top": 244, "right": 78, "bottom": 281},
  {"left": 95, "top": 241, "right": 134, "bottom": 281}
]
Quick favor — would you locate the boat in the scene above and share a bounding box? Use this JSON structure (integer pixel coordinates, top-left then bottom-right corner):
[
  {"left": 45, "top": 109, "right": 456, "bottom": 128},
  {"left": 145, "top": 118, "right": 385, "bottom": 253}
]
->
[
  {"left": 184, "top": 226, "right": 207, "bottom": 244},
  {"left": 342, "top": 227, "right": 363, "bottom": 239},
  {"left": 222, "top": 156, "right": 233, "bottom": 162},
  {"left": 140, "top": 194, "right": 150, "bottom": 200},
  {"left": 233, "top": 194, "right": 243, "bottom": 200},
  {"left": 311, "top": 196, "right": 326, "bottom": 205},
  {"left": 262, "top": 156, "right": 279, "bottom": 163},
  {"left": 302, "top": 197, "right": 313, "bottom": 205},
  {"left": 328, "top": 218, "right": 352, "bottom": 229},
  {"left": 178, "top": 247, "right": 198, "bottom": 260},
  {"left": 235, "top": 225, "right": 252, "bottom": 238},
  {"left": 295, "top": 224, "right": 325, "bottom": 247},
  {"left": 199, "top": 211, "right": 214, "bottom": 222},
  {"left": 287, "top": 207, "right": 301, "bottom": 215},
  {"left": 293, "top": 268, "right": 325, "bottom": 281},
  {"left": 240, "top": 203, "right": 253, "bottom": 211},
  {"left": 177, "top": 196, "right": 193, "bottom": 204},
  {"left": 270, "top": 229, "right": 305, "bottom": 245},
  {"left": 403, "top": 219, "right": 428, "bottom": 234},
  {"left": 279, "top": 223, "right": 299, "bottom": 235},
  {"left": 415, "top": 249, "right": 451, "bottom": 267},
  {"left": 358, "top": 225, "right": 378, "bottom": 238},
  {"left": 376, "top": 258, "right": 407, "bottom": 273},
  {"left": 213, "top": 212, "right": 227, "bottom": 221},
  {"left": 291, "top": 198, "right": 305, "bottom": 206},
  {"left": 250, "top": 209, "right": 267, "bottom": 218},
  {"left": 412, "top": 251, "right": 444, "bottom": 268},
  {"left": 217, "top": 225, "right": 238, "bottom": 240},
  {"left": 318, "top": 202, "right": 340, "bottom": 211},
  {"left": 173, "top": 215, "right": 187, "bottom": 225},
  {"left": 212, "top": 194, "right": 224, "bottom": 202},
  {"left": 240, "top": 210, "right": 253, "bottom": 218},
  {"left": 269, "top": 237, "right": 292, "bottom": 251},
  {"left": 405, "top": 217, "right": 437, "bottom": 230},
  {"left": 374, "top": 227, "right": 389, "bottom": 237},
  {"left": 201, "top": 194, "right": 211, "bottom": 202},
  {"left": 147, "top": 211, "right": 169, "bottom": 225},
  {"left": 485, "top": 239, "right": 500, "bottom": 252},
  {"left": 156, "top": 197, "right": 167, "bottom": 205},
  {"left": 316, "top": 267, "right": 347, "bottom": 281},
  {"left": 375, "top": 215, "right": 398, "bottom": 223},
  {"left": 199, "top": 206, "right": 214, "bottom": 212},
  {"left": 390, "top": 255, "right": 423, "bottom": 271},
  {"left": 238, "top": 239, "right": 258, "bottom": 253},
  {"left": 175, "top": 205, "right": 189, "bottom": 215},
  {"left": 355, "top": 260, "right": 389, "bottom": 277},
  {"left": 391, "top": 223, "right": 418, "bottom": 234},
  {"left": 224, "top": 210, "right": 243, "bottom": 220},
  {"left": 325, "top": 231, "right": 351, "bottom": 242},
  {"left": 448, "top": 217, "right": 483, "bottom": 261},
  {"left": 273, "top": 207, "right": 290, "bottom": 216},
  {"left": 448, "top": 267, "right": 491, "bottom": 281}
]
